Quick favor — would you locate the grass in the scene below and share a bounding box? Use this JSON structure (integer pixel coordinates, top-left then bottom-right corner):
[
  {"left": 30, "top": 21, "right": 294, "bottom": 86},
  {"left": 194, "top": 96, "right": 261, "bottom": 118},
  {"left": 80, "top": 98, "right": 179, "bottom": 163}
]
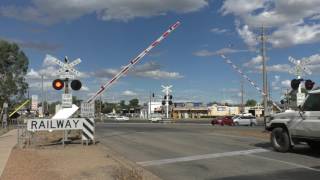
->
[{"left": 112, "top": 166, "right": 144, "bottom": 180}]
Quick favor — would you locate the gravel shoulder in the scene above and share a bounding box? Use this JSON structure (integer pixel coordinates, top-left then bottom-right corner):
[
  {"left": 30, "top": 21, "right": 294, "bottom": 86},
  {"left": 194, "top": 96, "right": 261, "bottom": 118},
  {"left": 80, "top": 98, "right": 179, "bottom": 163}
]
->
[{"left": 1, "top": 131, "right": 161, "bottom": 180}]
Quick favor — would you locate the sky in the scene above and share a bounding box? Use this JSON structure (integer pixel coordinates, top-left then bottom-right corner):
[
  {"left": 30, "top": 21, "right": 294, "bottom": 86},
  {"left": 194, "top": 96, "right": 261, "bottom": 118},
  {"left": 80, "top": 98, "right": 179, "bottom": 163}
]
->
[{"left": 1, "top": 0, "right": 320, "bottom": 105}]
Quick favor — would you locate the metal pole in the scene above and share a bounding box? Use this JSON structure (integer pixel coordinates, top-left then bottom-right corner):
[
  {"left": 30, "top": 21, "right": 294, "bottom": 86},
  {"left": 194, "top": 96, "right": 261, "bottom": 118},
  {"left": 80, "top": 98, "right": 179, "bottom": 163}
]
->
[
  {"left": 41, "top": 75, "right": 44, "bottom": 117},
  {"left": 241, "top": 78, "right": 244, "bottom": 113},
  {"left": 260, "top": 25, "right": 268, "bottom": 126},
  {"left": 149, "top": 91, "right": 152, "bottom": 119}
]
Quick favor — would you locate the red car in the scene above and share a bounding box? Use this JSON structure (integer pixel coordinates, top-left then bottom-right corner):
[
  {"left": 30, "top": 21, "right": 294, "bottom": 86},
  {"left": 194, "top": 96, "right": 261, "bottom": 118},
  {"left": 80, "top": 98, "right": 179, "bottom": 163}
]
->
[{"left": 211, "top": 116, "right": 234, "bottom": 126}]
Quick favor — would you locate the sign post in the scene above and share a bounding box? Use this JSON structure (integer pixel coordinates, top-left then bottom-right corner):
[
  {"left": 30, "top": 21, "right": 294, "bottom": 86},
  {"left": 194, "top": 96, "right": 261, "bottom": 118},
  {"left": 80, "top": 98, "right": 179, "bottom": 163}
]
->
[{"left": 31, "top": 95, "right": 38, "bottom": 111}]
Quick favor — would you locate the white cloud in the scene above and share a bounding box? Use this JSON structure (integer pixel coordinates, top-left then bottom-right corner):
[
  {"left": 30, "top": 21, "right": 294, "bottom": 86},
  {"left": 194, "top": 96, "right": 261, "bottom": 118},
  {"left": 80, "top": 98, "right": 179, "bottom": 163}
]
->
[
  {"left": 221, "top": 0, "right": 320, "bottom": 48},
  {"left": 221, "top": 0, "right": 264, "bottom": 16},
  {"left": 26, "top": 68, "right": 41, "bottom": 80},
  {"left": 210, "top": 28, "right": 228, "bottom": 34},
  {"left": 193, "top": 48, "right": 248, "bottom": 57},
  {"left": 93, "top": 61, "right": 183, "bottom": 80},
  {"left": 243, "top": 55, "right": 262, "bottom": 67},
  {"left": 236, "top": 24, "right": 258, "bottom": 48},
  {"left": 269, "top": 23, "right": 320, "bottom": 48},
  {"left": 0, "top": 0, "right": 208, "bottom": 24},
  {"left": 122, "top": 90, "right": 138, "bottom": 96},
  {"left": 281, "top": 80, "right": 291, "bottom": 88},
  {"left": 135, "top": 70, "right": 183, "bottom": 79}
]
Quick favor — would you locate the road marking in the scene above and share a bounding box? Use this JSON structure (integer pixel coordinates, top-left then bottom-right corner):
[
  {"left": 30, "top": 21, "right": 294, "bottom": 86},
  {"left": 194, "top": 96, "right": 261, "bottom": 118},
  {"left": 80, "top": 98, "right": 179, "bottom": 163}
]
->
[
  {"left": 208, "top": 132, "right": 267, "bottom": 141},
  {"left": 137, "top": 148, "right": 269, "bottom": 167},
  {"left": 249, "top": 154, "right": 320, "bottom": 172}
]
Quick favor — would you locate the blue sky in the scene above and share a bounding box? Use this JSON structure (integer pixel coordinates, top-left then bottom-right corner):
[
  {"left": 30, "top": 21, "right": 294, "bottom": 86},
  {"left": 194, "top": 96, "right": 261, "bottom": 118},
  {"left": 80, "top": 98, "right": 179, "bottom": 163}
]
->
[{"left": 1, "top": 0, "right": 320, "bottom": 104}]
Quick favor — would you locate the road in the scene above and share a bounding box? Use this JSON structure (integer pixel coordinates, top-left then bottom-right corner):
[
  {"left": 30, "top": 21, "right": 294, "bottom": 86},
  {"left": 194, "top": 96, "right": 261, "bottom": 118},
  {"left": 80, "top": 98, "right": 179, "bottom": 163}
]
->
[{"left": 96, "top": 123, "right": 320, "bottom": 180}]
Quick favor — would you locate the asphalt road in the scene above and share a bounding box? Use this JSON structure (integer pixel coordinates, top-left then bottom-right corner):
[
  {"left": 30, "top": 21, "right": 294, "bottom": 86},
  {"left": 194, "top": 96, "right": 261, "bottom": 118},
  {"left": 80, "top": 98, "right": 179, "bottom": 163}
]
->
[{"left": 96, "top": 123, "right": 320, "bottom": 180}]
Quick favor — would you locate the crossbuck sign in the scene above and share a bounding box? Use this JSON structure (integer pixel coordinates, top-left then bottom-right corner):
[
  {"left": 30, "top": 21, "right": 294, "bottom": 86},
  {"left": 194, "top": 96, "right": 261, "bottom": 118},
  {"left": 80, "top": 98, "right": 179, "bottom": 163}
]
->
[{"left": 49, "top": 55, "right": 81, "bottom": 79}]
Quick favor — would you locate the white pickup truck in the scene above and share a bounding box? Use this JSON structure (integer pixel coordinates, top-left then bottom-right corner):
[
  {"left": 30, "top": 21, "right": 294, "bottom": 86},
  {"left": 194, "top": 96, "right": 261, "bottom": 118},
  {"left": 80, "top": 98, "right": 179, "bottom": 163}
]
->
[{"left": 266, "top": 89, "right": 320, "bottom": 152}]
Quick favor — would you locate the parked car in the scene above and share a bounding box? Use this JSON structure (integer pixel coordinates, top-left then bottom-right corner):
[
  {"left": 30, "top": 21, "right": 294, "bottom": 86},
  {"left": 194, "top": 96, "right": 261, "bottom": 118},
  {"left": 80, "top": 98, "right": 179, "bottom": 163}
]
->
[
  {"left": 232, "top": 115, "right": 257, "bottom": 126},
  {"left": 211, "top": 116, "right": 234, "bottom": 126},
  {"left": 115, "top": 116, "right": 129, "bottom": 121},
  {"left": 149, "top": 116, "right": 162, "bottom": 122}
]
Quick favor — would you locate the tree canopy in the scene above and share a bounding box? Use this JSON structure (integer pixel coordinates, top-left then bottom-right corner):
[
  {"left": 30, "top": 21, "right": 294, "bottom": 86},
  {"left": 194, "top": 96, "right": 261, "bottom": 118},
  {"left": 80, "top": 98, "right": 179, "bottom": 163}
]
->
[
  {"left": 0, "top": 40, "right": 29, "bottom": 105},
  {"left": 245, "top": 99, "right": 257, "bottom": 107}
]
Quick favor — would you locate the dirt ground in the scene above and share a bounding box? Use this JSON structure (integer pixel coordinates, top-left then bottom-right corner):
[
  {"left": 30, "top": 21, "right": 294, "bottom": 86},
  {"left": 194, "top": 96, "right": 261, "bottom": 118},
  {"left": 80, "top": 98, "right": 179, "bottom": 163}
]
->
[{"left": 1, "top": 131, "right": 160, "bottom": 180}]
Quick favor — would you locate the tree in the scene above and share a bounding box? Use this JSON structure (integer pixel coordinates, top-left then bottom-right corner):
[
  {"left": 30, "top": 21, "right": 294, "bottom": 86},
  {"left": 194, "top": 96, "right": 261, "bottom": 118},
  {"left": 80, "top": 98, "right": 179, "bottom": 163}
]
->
[
  {"left": 119, "top": 100, "right": 127, "bottom": 109},
  {"left": 246, "top": 99, "right": 257, "bottom": 107},
  {"left": 129, "top": 98, "right": 139, "bottom": 108},
  {"left": 0, "top": 40, "right": 29, "bottom": 105}
]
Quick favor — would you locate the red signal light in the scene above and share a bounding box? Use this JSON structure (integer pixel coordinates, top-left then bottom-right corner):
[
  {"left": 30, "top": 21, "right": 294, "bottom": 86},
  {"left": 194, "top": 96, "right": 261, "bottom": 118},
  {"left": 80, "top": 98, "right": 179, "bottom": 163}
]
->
[{"left": 52, "top": 79, "right": 64, "bottom": 90}]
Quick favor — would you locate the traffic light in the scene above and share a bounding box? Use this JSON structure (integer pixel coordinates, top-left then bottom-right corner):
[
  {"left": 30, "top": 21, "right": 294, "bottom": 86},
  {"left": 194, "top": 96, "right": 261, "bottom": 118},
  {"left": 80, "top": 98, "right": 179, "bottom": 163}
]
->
[
  {"left": 71, "top": 80, "right": 82, "bottom": 91},
  {"left": 52, "top": 79, "right": 64, "bottom": 90},
  {"left": 291, "top": 79, "right": 301, "bottom": 90},
  {"left": 169, "top": 95, "right": 173, "bottom": 99},
  {"left": 169, "top": 101, "right": 173, "bottom": 105},
  {"left": 305, "top": 79, "right": 315, "bottom": 90},
  {"left": 162, "top": 101, "right": 165, "bottom": 105}
]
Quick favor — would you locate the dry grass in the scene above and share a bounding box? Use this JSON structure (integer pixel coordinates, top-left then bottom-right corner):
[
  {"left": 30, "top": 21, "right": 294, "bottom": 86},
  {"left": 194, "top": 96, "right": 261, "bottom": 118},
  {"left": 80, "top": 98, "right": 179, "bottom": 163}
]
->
[{"left": 112, "top": 166, "right": 144, "bottom": 180}]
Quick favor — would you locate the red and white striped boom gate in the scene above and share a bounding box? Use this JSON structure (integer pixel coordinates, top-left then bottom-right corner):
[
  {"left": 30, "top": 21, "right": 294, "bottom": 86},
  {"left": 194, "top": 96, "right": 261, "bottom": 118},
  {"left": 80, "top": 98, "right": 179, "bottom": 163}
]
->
[
  {"left": 87, "top": 21, "right": 181, "bottom": 103},
  {"left": 220, "top": 54, "right": 282, "bottom": 111}
]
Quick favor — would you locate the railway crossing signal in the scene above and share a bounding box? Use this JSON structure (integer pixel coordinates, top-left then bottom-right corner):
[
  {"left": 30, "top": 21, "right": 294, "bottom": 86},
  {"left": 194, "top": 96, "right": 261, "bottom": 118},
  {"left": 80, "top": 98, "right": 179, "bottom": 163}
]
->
[{"left": 53, "top": 79, "right": 64, "bottom": 90}]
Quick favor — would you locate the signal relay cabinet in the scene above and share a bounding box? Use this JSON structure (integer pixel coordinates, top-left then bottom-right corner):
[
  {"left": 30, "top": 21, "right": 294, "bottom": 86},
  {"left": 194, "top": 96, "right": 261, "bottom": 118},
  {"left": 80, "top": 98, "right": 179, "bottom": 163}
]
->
[{"left": 266, "top": 89, "right": 320, "bottom": 152}]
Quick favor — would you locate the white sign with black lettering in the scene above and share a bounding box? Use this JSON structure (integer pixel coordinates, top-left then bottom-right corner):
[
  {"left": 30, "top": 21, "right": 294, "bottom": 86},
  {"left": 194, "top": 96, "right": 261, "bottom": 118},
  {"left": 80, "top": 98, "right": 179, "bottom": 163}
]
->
[
  {"left": 62, "top": 94, "right": 72, "bottom": 108},
  {"left": 81, "top": 102, "right": 95, "bottom": 117},
  {"left": 297, "top": 92, "right": 306, "bottom": 106},
  {"left": 27, "top": 118, "right": 83, "bottom": 131}
]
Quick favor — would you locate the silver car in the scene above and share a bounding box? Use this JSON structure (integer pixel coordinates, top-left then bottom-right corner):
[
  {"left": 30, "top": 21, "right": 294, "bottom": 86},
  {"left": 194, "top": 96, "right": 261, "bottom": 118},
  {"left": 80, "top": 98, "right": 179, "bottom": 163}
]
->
[{"left": 233, "top": 115, "right": 257, "bottom": 126}]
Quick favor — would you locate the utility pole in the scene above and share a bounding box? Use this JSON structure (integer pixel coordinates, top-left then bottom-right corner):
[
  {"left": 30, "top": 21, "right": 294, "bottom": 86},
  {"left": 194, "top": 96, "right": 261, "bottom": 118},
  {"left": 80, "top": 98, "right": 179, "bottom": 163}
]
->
[
  {"left": 241, "top": 78, "right": 244, "bottom": 113},
  {"left": 148, "top": 91, "right": 152, "bottom": 119},
  {"left": 259, "top": 25, "right": 268, "bottom": 125},
  {"left": 100, "top": 94, "right": 102, "bottom": 121}
]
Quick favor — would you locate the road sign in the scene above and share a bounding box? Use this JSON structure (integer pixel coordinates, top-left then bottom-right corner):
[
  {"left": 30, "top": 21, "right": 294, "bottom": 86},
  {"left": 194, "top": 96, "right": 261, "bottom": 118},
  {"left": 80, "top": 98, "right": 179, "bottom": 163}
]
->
[
  {"left": 31, "top": 95, "right": 38, "bottom": 111},
  {"left": 81, "top": 102, "right": 95, "bottom": 117},
  {"left": 62, "top": 94, "right": 72, "bottom": 108},
  {"left": 27, "top": 118, "right": 83, "bottom": 131},
  {"left": 297, "top": 92, "right": 305, "bottom": 106}
]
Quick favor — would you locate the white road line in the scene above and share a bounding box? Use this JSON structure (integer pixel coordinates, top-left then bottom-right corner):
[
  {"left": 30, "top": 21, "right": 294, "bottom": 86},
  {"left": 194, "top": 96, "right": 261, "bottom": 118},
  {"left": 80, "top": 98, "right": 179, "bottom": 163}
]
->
[
  {"left": 249, "top": 154, "right": 320, "bottom": 172},
  {"left": 137, "top": 148, "right": 269, "bottom": 167}
]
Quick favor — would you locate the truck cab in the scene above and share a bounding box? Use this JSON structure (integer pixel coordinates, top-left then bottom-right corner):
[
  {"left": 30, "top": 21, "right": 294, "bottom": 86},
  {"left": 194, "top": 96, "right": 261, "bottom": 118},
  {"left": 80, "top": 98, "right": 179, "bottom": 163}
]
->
[{"left": 266, "top": 89, "right": 320, "bottom": 152}]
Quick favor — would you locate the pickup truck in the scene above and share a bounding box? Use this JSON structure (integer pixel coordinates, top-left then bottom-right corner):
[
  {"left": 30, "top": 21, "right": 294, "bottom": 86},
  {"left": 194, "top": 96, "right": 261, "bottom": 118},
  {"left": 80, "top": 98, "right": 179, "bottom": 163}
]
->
[{"left": 266, "top": 89, "right": 320, "bottom": 152}]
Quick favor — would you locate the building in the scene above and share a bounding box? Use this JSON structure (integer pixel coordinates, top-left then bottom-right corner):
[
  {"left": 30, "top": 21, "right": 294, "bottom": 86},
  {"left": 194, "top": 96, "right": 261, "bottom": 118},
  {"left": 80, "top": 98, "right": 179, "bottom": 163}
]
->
[
  {"left": 140, "top": 102, "right": 163, "bottom": 119},
  {"left": 208, "top": 105, "right": 240, "bottom": 116},
  {"left": 172, "top": 102, "right": 208, "bottom": 119}
]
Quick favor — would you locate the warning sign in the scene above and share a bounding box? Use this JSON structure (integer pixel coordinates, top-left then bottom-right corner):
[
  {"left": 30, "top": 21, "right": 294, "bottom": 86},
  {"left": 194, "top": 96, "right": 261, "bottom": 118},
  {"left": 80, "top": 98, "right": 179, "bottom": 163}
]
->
[{"left": 27, "top": 118, "right": 83, "bottom": 131}]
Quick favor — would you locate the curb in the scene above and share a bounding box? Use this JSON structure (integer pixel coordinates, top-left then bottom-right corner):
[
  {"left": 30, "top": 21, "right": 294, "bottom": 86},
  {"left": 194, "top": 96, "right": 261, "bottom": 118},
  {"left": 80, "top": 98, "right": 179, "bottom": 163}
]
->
[{"left": 97, "top": 143, "right": 162, "bottom": 180}]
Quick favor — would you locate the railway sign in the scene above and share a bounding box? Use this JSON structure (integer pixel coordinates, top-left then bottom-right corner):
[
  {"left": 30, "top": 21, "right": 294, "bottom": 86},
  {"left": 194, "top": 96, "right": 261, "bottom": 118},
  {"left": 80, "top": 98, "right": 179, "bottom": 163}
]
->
[
  {"left": 81, "top": 102, "right": 95, "bottom": 117},
  {"left": 27, "top": 118, "right": 83, "bottom": 131},
  {"left": 62, "top": 94, "right": 72, "bottom": 108}
]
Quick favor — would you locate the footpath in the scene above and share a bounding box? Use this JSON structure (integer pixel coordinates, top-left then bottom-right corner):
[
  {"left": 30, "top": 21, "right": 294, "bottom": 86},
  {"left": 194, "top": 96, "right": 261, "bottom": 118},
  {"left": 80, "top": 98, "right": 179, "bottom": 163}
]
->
[{"left": 0, "top": 129, "right": 17, "bottom": 177}]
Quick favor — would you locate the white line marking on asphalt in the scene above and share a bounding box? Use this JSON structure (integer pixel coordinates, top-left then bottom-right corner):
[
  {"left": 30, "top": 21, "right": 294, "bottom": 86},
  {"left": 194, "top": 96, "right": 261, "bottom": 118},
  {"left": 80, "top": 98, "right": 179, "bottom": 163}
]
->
[
  {"left": 249, "top": 154, "right": 320, "bottom": 172},
  {"left": 137, "top": 148, "right": 269, "bottom": 167}
]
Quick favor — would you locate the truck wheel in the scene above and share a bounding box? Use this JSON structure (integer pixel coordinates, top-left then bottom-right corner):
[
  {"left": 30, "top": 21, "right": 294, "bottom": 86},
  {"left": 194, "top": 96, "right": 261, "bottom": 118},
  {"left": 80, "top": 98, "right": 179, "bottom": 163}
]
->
[{"left": 271, "top": 127, "right": 290, "bottom": 152}]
